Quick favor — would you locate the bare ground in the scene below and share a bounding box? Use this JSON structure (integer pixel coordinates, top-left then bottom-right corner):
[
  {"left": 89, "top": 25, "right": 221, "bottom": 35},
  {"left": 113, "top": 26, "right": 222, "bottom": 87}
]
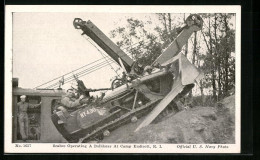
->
[{"left": 102, "top": 95, "right": 235, "bottom": 144}]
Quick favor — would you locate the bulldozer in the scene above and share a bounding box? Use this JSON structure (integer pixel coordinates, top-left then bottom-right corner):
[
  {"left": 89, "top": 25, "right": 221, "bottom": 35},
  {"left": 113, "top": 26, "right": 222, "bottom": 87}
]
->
[{"left": 51, "top": 14, "right": 204, "bottom": 143}]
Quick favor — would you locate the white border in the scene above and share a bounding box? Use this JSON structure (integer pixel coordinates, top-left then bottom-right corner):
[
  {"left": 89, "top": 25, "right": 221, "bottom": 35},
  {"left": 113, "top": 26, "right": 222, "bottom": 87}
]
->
[{"left": 5, "top": 5, "right": 241, "bottom": 153}]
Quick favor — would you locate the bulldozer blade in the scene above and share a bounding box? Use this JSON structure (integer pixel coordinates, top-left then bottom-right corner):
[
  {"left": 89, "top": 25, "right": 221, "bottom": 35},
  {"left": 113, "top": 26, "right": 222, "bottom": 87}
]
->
[
  {"left": 135, "top": 83, "right": 184, "bottom": 132},
  {"left": 179, "top": 54, "right": 202, "bottom": 85},
  {"left": 162, "top": 53, "right": 203, "bottom": 85}
]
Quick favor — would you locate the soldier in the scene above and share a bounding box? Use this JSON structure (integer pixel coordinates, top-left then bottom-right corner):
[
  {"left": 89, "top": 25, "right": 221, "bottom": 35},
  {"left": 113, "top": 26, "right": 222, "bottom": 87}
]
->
[
  {"left": 60, "top": 89, "right": 85, "bottom": 109},
  {"left": 58, "top": 89, "right": 105, "bottom": 114},
  {"left": 17, "top": 95, "right": 41, "bottom": 141}
]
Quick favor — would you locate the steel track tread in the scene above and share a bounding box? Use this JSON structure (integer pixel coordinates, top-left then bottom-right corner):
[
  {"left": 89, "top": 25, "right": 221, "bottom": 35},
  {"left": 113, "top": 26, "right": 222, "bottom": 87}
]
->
[
  {"left": 79, "top": 100, "right": 160, "bottom": 143},
  {"left": 79, "top": 84, "right": 194, "bottom": 143}
]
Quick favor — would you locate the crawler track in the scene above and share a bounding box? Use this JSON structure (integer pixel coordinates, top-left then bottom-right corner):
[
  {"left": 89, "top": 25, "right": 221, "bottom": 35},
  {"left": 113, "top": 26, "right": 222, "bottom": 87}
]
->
[
  {"left": 79, "top": 84, "right": 194, "bottom": 143},
  {"left": 79, "top": 99, "right": 160, "bottom": 143}
]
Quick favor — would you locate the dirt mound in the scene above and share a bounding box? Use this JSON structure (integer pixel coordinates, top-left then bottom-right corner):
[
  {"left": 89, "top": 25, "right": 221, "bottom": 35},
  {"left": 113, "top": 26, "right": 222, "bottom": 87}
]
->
[{"left": 102, "top": 95, "right": 235, "bottom": 144}]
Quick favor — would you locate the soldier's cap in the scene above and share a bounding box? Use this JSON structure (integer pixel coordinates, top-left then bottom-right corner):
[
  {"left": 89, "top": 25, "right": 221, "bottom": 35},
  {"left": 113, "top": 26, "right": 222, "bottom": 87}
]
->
[{"left": 20, "top": 95, "right": 26, "bottom": 98}]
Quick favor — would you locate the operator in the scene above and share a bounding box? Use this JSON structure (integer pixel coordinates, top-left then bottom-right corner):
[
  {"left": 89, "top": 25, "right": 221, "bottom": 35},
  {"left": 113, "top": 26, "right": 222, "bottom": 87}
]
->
[
  {"left": 130, "top": 60, "right": 144, "bottom": 76},
  {"left": 17, "top": 95, "right": 41, "bottom": 141},
  {"left": 60, "top": 89, "right": 85, "bottom": 108},
  {"left": 58, "top": 89, "right": 106, "bottom": 113}
]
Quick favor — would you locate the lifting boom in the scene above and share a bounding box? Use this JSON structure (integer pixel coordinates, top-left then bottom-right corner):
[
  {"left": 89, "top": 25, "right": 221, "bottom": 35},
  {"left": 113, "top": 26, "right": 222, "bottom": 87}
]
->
[
  {"left": 51, "top": 14, "right": 204, "bottom": 143},
  {"left": 154, "top": 14, "right": 203, "bottom": 65},
  {"left": 73, "top": 18, "right": 134, "bottom": 73}
]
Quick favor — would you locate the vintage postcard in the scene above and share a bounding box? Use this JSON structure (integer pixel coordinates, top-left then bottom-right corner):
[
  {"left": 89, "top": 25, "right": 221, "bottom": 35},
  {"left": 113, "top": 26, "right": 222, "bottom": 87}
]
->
[{"left": 5, "top": 5, "right": 241, "bottom": 153}]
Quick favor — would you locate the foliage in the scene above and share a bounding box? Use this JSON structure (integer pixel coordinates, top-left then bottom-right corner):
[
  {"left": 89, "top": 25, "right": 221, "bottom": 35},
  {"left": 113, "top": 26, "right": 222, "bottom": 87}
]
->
[{"left": 109, "top": 13, "right": 236, "bottom": 101}]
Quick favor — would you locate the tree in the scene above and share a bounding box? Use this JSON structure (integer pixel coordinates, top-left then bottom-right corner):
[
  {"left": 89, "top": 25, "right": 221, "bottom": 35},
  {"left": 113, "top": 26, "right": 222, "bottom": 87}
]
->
[
  {"left": 109, "top": 14, "right": 180, "bottom": 66},
  {"left": 183, "top": 14, "right": 189, "bottom": 57},
  {"left": 219, "top": 13, "right": 235, "bottom": 97},
  {"left": 201, "top": 14, "right": 217, "bottom": 100},
  {"left": 200, "top": 13, "right": 235, "bottom": 100},
  {"left": 109, "top": 13, "right": 236, "bottom": 101}
]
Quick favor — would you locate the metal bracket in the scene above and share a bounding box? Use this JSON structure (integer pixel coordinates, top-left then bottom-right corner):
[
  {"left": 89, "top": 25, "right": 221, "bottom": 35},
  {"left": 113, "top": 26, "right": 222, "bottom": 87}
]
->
[{"left": 132, "top": 91, "right": 139, "bottom": 110}]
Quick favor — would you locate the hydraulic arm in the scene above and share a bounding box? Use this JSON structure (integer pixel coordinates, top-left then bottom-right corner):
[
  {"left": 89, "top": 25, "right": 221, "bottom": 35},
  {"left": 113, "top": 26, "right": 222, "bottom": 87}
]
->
[{"left": 153, "top": 14, "right": 203, "bottom": 65}]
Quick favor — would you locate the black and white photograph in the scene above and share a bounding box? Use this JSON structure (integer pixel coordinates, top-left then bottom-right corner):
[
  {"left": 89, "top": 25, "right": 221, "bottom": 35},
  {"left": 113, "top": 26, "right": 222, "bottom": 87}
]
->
[{"left": 5, "top": 5, "right": 241, "bottom": 153}]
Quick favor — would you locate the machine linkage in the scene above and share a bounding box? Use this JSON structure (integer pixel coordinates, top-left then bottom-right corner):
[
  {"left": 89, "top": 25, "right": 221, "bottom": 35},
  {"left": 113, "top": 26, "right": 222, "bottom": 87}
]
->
[
  {"left": 79, "top": 99, "right": 160, "bottom": 143},
  {"left": 79, "top": 84, "right": 194, "bottom": 143}
]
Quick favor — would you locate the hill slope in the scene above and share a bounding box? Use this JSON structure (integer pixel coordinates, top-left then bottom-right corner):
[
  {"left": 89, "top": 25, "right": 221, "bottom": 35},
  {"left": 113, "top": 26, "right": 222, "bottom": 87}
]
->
[{"left": 102, "top": 95, "right": 235, "bottom": 144}]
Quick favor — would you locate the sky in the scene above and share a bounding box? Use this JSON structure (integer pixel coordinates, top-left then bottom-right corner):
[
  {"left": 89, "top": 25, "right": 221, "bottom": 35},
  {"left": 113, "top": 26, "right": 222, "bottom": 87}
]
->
[
  {"left": 12, "top": 12, "right": 236, "bottom": 95},
  {"left": 12, "top": 13, "right": 160, "bottom": 90}
]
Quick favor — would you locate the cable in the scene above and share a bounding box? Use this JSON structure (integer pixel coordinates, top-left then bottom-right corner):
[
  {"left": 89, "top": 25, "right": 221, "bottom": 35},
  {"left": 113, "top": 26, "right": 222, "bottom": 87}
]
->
[
  {"left": 65, "top": 62, "right": 114, "bottom": 85},
  {"left": 45, "top": 58, "right": 115, "bottom": 89},
  {"left": 45, "top": 59, "right": 114, "bottom": 89},
  {"left": 35, "top": 31, "right": 157, "bottom": 89},
  {"left": 44, "top": 58, "right": 113, "bottom": 89},
  {"left": 48, "top": 61, "right": 115, "bottom": 89},
  {"left": 34, "top": 57, "right": 108, "bottom": 89},
  {"left": 81, "top": 34, "right": 120, "bottom": 77}
]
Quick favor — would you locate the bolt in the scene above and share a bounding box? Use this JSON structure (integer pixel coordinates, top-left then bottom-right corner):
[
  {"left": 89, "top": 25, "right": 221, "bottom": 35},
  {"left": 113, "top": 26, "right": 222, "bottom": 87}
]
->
[
  {"left": 103, "top": 130, "right": 110, "bottom": 137},
  {"left": 131, "top": 116, "right": 138, "bottom": 123}
]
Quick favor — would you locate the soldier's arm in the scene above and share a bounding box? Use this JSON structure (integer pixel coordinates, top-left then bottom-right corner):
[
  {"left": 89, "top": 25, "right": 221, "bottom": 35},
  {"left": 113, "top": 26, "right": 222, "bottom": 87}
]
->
[
  {"left": 28, "top": 102, "right": 42, "bottom": 108},
  {"left": 61, "top": 97, "right": 81, "bottom": 108},
  {"left": 16, "top": 103, "right": 20, "bottom": 115}
]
